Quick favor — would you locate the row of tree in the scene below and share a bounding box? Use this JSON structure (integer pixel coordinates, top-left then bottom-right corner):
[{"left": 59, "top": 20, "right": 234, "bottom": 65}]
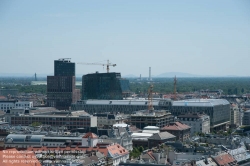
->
[{"left": 1, "top": 77, "right": 250, "bottom": 95}]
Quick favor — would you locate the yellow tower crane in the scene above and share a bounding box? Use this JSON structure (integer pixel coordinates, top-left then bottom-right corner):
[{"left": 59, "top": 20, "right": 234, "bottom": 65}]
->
[{"left": 77, "top": 60, "right": 116, "bottom": 73}]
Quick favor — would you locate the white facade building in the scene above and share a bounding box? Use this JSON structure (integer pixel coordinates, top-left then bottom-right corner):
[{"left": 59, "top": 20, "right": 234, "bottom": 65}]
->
[
  {"left": 0, "top": 101, "right": 15, "bottom": 112},
  {"left": 178, "top": 113, "right": 210, "bottom": 136},
  {"left": 0, "top": 100, "right": 33, "bottom": 112},
  {"left": 15, "top": 101, "right": 33, "bottom": 109},
  {"left": 230, "top": 104, "right": 240, "bottom": 127}
]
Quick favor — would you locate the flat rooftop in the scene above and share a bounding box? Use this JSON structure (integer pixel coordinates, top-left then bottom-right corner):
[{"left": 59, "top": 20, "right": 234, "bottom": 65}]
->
[
  {"left": 172, "top": 99, "right": 230, "bottom": 107},
  {"left": 75, "top": 99, "right": 171, "bottom": 106}
]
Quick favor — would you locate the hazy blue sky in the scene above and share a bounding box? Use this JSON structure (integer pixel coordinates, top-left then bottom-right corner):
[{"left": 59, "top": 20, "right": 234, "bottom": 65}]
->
[{"left": 0, "top": 0, "right": 249, "bottom": 77}]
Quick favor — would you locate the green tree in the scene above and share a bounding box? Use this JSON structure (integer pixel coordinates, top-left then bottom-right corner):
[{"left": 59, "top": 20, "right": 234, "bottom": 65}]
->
[
  {"left": 138, "top": 146, "right": 144, "bottom": 153},
  {"left": 31, "top": 122, "right": 42, "bottom": 127}
]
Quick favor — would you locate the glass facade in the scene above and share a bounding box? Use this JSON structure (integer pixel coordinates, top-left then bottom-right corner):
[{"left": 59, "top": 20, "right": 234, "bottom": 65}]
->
[
  {"left": 171, "top": 104, "right": 230, "bottom": 128},
  {"left": 47, "top": 59, "right": 79, "bottom": 110},
  {"left": 82, "top": 72, "right": 127, "bottom": 100},
  {"left": 54, "top": 59, "right": 75, "bottom": 76}
]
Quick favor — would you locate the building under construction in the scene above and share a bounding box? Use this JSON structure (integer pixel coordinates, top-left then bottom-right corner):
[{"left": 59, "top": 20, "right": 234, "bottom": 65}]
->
[{"left": 82, "top": 72, "right": 130, "bottom": 100}]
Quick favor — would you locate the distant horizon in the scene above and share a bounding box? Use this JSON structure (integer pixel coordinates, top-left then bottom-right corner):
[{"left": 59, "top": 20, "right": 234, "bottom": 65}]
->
[{"left": 0, "top": 71, "right": 249, "bottom": 78}]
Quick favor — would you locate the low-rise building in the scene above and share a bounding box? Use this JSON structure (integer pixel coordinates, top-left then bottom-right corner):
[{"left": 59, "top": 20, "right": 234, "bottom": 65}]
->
[
  {"left": 0, "top": 100, "right": 33, "bottom": 112},
  {"left": 128, "top": 110, "right": 174, "bottom": 129},
  {"left": 148, "top": 132, "right": 176, "bottom": 148},
  {"left": 160, "top": 122, "right": 191, "bottom": 142},
  {"left": 172, "top": 99, "right": 230, "bottom": 131},
  {"left": 94, "top": 113, "right": 118, "bottom": 128},
  {"left": 243, "top": 110, "right": 250, "bottom": 125},
  {"left": 5, "top": 108, "right": 97, "bottom": 130},
  {"left": 0, "top": 100, "right": 16, "bottom": 112},
  {"left": 26, "top": 132, "right": 129, "bottom": 166},
  {"left": 178, "top": 113, "right": 210, "bottom": 136},
  {"left": 231, "top": 104, "right": 240, "bottom": 127},
  {"left": 211, "top": 152, "right": 238, "bottom": 166}
]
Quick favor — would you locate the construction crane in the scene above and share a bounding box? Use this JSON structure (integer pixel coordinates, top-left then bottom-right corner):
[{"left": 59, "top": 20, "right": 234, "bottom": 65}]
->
[
  {"left": 148, "top": 84, "right": 154, "bottom": 112},
  {"left": 77, "top": 60, "right": 116, "bottom": 73}
]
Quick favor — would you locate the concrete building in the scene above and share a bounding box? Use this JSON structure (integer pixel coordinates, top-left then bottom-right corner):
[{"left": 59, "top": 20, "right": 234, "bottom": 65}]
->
[
  {"left": 71, "top": 99, "right": 172, "bottom": 114},
  {"left": 243, "top": 110, "right": 250, "bottom": 125},
  {"left": 148, "top": 132, "right": 176, "bottom": 148},
  {"left": 160, "top": 122, "right": 191, "bottom": 142},
  {"left": 211, "top": 152, "right": 238, "bottom": 166},
  {"left": 178, "top": 113, "right": 210, "bottom": 136},
  {"left": 15, "top": 101, "right": 33, "bottom": 109},
  {"left": 172, "top": 99, "right": 230, "bottom": 131},
  {"left": 128, "top": 110, "right": 174, "bottom": 129},
  {"left": 5, "top": 109, "right": 97, "bottom": 130},
  {"left": 98, "top": 126, "right": 133, "bottom": 151},
  {"left": 47, "top": 58, "right": 80, "bottom": 110},
  {"left": 0, "top": 100, "right": 33, "bottom": 112},
  {"left": 231, "top": 104, "right": 241, "bottom": 127},
  {"left": 0, "top": 100, "right": 15, "bottom": 112},
  {"left": 94, "top": 113, "right": 117, "bottom": 128}
]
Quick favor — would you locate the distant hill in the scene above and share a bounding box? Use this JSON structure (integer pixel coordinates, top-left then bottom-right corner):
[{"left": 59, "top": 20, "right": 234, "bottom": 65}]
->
[{"left": 156, "top": 72, "right": 201, "bottom": 77}]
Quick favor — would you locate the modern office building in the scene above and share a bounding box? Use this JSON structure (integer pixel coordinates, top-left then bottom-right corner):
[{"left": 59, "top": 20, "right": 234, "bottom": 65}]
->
[
  {"left": 243, "top": 110, "right": 250, "bottom": 125},
  {"left": 177, "top": 113, "right": 210, "bottom": 136},
  {"left": 47, "top": 58, "right": 80, "bottom": 110},
  {"left": 128, "top": 110, "right": 174, "bottom": 129},
  {"left": 82, "top": 72, "right": 130, "bottom": 100},
  {"left": 172, "top": 99, "right": 230, "bottom": 131},
  {"left": 71, "top": 99, "right": 172, "bottom": 114}
]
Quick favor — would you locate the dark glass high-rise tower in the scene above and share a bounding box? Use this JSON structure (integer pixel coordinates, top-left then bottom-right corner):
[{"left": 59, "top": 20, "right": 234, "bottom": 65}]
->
[
  {"left": 82, "top": 72, "right": 130, "bottom": 100},
  {"left": 47, "top": 59, "right": 80, "bottom": 110},
  {"left": 54, "top": 59, "right": 75, "bottom": 76}
]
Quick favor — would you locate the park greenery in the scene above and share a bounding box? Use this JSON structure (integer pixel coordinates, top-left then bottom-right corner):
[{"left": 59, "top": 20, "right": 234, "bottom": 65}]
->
[
  {"left": 129, "top": 77, "right": 250, "bottom": 95},
  {"left": 0, "top": 77, "right": 250, "bottom": 95},
  {"left": 129, "top": 146, "right": 144, "bottom": 159}
]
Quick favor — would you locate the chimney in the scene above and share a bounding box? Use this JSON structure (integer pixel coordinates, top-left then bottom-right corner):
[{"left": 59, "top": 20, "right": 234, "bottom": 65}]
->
[{"left": 149, "top": 67, "right": 152, "bottom": 81}]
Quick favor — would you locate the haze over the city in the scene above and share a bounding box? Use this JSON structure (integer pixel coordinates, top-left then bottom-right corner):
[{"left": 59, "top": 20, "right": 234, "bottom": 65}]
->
[{"left": 0, "top": 0, "right": 249, "bottom": 77}]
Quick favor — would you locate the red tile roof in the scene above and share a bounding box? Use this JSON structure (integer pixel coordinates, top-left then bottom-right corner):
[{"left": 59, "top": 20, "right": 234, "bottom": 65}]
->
[
  {"left": 161, "top": 122, "right": 191, "bottom": 131},
  {"left": 212, "top": 153, "right": 237, "bottom": 166},
  {"left": 0, "top": 148, "right": 42, "bottom": 166},
  {"left": 107, "top": 144, "right": 129, "bottom": 157},
  {"left": 82, "top": 132, "right": 98, "bottom": 139}
]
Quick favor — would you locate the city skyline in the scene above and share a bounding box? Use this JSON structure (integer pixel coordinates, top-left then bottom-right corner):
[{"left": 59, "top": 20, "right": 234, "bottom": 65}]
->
[{"left": 0, "top": 1, "right": 250, "bottom": 77}]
